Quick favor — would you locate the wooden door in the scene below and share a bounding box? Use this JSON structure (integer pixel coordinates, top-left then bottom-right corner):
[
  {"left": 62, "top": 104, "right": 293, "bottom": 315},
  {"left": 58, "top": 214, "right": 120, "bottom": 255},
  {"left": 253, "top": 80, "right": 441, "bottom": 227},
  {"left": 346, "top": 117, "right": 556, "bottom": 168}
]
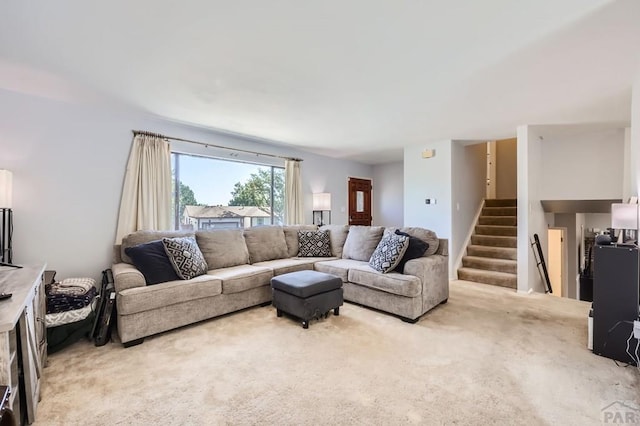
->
[
  {"left": 548, "top": 228, "right": 567, "bottom": 298},
  {"left": 348, "top": 178, "right": 372, "bottom": 226},
  {"left": 486, "top": 141, "right": 496, "bottom": 199}
]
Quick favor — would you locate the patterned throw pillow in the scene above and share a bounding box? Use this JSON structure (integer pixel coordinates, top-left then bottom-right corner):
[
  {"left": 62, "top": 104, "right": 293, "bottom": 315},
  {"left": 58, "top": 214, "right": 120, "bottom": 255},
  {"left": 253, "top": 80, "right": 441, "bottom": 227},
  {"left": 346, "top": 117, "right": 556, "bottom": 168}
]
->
[
  {"left": 162, "top": 236, "right": 208, "bottom": 280},
  {"left": 369, "top": 233, "right": 410, "bottom": 273},
  {"left": 297, "top": 230, "right": 332, "bottom": 257}
]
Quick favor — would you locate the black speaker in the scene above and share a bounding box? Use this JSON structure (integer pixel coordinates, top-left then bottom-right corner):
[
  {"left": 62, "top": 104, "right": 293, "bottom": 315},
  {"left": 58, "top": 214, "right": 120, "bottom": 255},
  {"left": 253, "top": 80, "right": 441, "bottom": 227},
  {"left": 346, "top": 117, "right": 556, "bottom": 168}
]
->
[{"left": 592, "top": 245, "right": 639, "bottom": 365}]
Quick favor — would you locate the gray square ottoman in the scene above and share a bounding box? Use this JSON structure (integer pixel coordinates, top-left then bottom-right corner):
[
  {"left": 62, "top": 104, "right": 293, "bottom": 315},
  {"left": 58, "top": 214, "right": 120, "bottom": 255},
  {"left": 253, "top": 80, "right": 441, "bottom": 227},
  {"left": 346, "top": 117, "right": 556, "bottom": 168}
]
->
[{"left": 271, "top": 270, "right": 343, "bottom": 329}]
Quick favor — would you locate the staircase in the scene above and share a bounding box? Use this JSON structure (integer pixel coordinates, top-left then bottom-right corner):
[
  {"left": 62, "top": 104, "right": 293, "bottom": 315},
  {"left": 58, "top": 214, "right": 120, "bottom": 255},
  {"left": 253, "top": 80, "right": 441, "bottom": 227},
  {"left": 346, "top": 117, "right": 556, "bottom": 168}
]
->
[{"left": 458, "top": 199, "right": 518, "bottom": 289}]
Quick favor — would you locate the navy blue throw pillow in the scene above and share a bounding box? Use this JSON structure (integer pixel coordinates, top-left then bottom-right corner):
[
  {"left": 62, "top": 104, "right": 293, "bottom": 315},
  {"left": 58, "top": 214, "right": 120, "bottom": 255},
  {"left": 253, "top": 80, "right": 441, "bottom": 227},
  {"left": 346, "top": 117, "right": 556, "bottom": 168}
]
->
[
  {"left": 124, "top": 240, "right": 181, "bottom": 285},
  {"left": 394, "top": 230, "right": 429, "bottom": 273}
]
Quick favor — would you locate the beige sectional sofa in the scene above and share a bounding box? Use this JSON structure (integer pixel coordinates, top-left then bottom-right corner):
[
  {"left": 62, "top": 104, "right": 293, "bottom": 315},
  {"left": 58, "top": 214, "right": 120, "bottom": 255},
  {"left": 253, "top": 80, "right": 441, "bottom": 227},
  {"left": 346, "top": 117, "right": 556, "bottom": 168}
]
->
[{"left": 112, "top": 225, "right": 448, "bottom": 346}]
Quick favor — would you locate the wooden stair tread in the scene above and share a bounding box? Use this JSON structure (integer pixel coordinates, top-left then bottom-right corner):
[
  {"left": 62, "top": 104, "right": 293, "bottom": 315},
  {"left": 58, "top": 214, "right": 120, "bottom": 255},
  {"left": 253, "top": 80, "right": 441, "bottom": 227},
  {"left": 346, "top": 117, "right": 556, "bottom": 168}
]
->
[
  {"left": 485, "top": 199, "right": 517, "bottom": 207},
  {"left": 482, "top": 207, "right": 517, "bottom": 216},
  {"left": 462, "top": 256, "right": 517, "bottom": 273},
  {"left": 475, "top": 225, "right": 517, "bottom": 236},
  {"left": 467, "top": 245, "right": 517, "bottom": 260},
  {"left": 467, "top": 244, "right": 517, "bottom": 251},
  {"left": 458, "top": 267, "right": 517, "bottom": 278},
  {"left": 478, "top": 216, "right": 518, "bottom": 226},
  {"left": 462, "top": 256, "right": 517, "bottom": 265},
  {"left": 457, "top": 267, "right": 517, "bottom": 289},
  {"left": 471, "top": 235, "right": 517, "bottom": 248}
]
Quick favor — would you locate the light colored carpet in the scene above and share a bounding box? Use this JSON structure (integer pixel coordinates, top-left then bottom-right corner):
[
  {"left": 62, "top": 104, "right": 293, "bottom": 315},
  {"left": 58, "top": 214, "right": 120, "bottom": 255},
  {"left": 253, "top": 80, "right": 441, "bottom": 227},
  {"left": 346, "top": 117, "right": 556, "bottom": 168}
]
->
[{"left": 35, "top": 281, "right": 639, "bottom": 425}]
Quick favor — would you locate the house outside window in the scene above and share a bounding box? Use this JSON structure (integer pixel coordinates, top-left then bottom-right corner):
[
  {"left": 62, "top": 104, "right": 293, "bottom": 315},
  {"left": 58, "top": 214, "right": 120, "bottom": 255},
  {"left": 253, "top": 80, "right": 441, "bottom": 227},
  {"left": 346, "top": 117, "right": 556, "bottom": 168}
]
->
[{"left": 171, "top": 153, "right": 284, "bottom": 230}]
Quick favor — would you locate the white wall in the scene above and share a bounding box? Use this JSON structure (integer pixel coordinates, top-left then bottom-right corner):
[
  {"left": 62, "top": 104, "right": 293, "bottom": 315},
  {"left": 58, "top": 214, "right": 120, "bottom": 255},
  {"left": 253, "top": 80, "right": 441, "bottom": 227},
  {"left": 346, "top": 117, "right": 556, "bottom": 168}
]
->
[
  {"left": 623, "top": 127, "right": 631, "bottom": 200},
  {"left": 539, "top": 128, "right": 625, "bottom": 200},
  {"left": 451, "top": 142, "right": 486, "bottom": 275},
  {"left": 300, "top": 158, "right": 372, "bottom": 226},
  {"left": 519, "top": 125, "right": 627, "bottom": 294},
  {"left": 0, "top": 89, "right": 371, "bottom": 281},
  {"left": 404, "top": 140, "right": 453, "bottom": 239},
  {"left": 553, "top": 213, "right": 577, "bottom": 298},
  {"left": 405, "top": 140, "right": 464, "bottom": 278},
  {"left": 517, "top": 125, "right": 547, "bottom": 293},
  {"left": 495, "top": 138, "right": 517, "bottom": 199},
  {"left": 372, "top": 161, "right": 403, "bottom": 227},
  {"left": 584, "top": 213, "right": 611, "bottom": 231},
  {"left": 550, "top": 212, "right": 605, "bottom": 300}
]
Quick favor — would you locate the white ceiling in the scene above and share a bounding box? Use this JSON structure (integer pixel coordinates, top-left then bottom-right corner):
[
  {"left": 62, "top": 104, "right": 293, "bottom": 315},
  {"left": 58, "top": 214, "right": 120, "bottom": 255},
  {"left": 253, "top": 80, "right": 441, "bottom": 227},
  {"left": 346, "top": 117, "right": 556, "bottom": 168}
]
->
[{"left": 1, "top": 0, "right": 639, "bottom": 164}]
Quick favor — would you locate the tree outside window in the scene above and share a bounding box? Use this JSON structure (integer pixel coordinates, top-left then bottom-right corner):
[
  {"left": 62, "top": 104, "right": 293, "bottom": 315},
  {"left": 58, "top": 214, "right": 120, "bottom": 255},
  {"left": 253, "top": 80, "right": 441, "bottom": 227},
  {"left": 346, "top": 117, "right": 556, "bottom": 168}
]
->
[{"left": 171, "top": 153, "right": 284, "bottom": 230}]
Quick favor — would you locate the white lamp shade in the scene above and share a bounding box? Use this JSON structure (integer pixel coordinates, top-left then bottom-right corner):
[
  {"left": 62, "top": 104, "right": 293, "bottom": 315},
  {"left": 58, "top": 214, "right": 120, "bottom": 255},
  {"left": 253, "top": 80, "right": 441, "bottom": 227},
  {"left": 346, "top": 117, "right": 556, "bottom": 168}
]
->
[
  {"left": 611, "top": 203, "right": 638, "bottom": 230},
  {"left": 0, "top": 169, "right": 12, "bottom": 209},
  {"left": 312, "top": 193, "right": 331, "bottom": 211}
]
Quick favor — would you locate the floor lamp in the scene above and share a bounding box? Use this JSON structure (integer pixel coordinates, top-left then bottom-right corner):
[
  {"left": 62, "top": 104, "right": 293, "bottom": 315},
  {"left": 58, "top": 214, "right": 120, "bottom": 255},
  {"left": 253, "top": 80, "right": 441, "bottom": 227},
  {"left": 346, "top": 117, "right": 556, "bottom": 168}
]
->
[{"left": 0, "top": 170, "right": 20, "bottom": 268}]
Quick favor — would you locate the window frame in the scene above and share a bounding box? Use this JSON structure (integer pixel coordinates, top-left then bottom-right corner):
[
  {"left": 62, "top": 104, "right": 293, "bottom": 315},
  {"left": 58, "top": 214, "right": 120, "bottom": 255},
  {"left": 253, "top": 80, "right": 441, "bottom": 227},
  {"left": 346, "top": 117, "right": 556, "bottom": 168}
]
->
[{"left": 171, "top": 151, "right": 285, "bottom": 231}]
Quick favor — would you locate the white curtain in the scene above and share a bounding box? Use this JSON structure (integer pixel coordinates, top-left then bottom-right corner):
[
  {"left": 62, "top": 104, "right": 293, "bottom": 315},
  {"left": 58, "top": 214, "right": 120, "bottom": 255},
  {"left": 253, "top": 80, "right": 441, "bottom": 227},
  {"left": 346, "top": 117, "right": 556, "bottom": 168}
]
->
[
  {"left": 284, "top": 159, "right": 304, "bottom": 225},
  {"left": 115, "top": 134, "right": 172, "bottom": 243}
]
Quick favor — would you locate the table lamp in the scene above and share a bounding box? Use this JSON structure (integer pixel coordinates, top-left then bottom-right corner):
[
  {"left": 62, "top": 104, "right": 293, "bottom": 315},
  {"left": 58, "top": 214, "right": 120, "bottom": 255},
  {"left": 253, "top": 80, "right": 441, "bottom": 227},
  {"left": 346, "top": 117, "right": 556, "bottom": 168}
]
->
[
  {"left": 312, "top": 193, "right": 331, "bottom": 226},
  {"left": 611, "top": 203, "right": 638, "bottom": 245}
]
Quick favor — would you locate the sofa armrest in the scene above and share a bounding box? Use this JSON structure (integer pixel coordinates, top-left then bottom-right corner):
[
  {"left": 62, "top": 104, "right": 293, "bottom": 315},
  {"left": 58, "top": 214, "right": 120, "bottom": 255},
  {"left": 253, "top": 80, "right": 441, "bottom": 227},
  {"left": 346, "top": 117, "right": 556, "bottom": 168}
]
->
[
  {"left": 112, "top": 262, "right": 146, "bottom": 293},
  {"left": 403, "top": 255, "right": 449, "bottom": 310}
]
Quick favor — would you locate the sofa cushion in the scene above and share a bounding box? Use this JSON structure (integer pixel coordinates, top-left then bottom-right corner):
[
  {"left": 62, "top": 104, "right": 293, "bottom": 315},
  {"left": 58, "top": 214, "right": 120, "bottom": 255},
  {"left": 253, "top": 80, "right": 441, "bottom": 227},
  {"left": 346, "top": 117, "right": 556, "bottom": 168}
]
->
[
  {"left": 208, "top": 265, "right": 274, "bottom": 294},
  {"left": 348, "top": 264, "right": 422, "bottom": 298},
  {"left": 121, "top": 230, "right": 194, "bottom": 264},
  {"left": 253, "top": 258, "right": 317, "bottom": 276},
  {"left": 196, "top": 229, "right": 250, "bottom": 269},
  {"left": 369, "top": 232, "right": 410, "bottom": 273},
  {"left": 394, "top": 230, "right": 430, "bottom": 274},
  {"left": 271, "top": 270, "right": 343, "bottom": 298},
  {"left": 313, "top": 259, "right": 368, "bottom": 282},
  {"left": 117, "top": 274, "right": 222, "bottom": 315},
  {"left": 244, "top": 226, "right": 289, "bottom": 263},
  {"left": 319, "top": 225, "right": 349, "bottom": 258},
  {"left": 283, "top": 225, "right": 318, "bottom": 258},
  {"left": 298, "top": 230, "right": 332, "bottom": 257},
  {"left": 162, "top": 237, "right": 208, "bottom": 280},
  {"left": 399, "top": 227, "right": 439, "bottom": 256},
  {"left": 342, "top": 226, "right": 384, "bottom": 261},
  {"left": 124, "top": 240, "right": 180, "bottom": 285}
]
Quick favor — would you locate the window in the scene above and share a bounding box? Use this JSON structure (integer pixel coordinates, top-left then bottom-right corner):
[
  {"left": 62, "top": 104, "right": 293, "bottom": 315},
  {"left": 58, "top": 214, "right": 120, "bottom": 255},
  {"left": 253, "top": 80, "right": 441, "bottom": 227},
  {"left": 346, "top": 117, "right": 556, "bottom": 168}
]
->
[{"left": 171, "top": 153, "right": 285, "bottom": 230}]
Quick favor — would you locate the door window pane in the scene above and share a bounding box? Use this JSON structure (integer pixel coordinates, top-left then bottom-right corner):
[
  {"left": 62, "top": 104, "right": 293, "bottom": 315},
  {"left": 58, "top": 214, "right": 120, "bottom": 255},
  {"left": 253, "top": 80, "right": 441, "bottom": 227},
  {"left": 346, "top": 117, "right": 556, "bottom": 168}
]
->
[{"left": 356, "top": 191, "right": 365, "bottom": 212}]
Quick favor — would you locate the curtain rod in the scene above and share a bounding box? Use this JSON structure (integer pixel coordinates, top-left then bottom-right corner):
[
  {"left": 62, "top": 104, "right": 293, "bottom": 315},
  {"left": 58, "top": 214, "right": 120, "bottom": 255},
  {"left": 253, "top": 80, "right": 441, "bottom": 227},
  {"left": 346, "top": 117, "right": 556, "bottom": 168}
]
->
[{"left": 132, "top": 130, "right": 303, "bottom": 162}]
